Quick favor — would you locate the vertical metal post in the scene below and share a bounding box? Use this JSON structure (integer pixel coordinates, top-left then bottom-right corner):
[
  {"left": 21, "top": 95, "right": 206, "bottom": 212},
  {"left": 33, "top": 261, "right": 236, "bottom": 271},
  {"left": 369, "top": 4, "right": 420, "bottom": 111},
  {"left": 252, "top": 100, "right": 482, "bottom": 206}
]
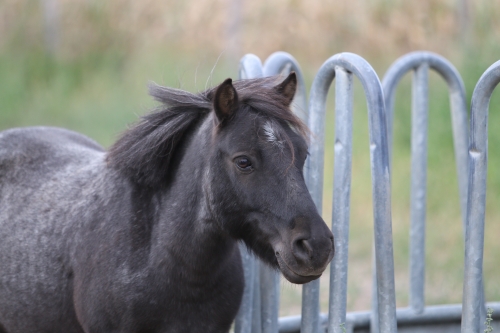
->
[
  {"left": 302, "top": 54, "right": 330, "bottom": 333},
  {"left": 236, "top": 54, "right": 264, "bottom": 333},
  {"left": 301, "top": 56, "right": 327, "bottom": 333},
  {"left": 462, "top": 60, "right": 500, "bottom": 333},
  {"left": 308, "top": 53, "right": 397, "bottom": 333},
  {"left": 380, "top": 52, "right": 469, "bottom": 331},
  {"left": 300, "top": 280, "right": 321, "bottom": 333},
  {"left": 384, "top": 91, "right": 396, "bottom": 168},
  {"left": 260, "top": 264, "right": 280, "bottom": 333},
  {"left": 409, "top": 63, "right": 429, "bottom": 313},
  {"left": 328, "top": 67, "right": 354, "bottom": 333},
  {"left": 370, "top": 250, "right": 380, "bottom": 333},
  {"left": 382, "top": 52, "right": 469, "bottom": 230},
  {"left": 253, "top": 263, "right": 262, "bottom": 333},
  {"left": 235, "top": 244, "right": 255, "bottom": 333}
]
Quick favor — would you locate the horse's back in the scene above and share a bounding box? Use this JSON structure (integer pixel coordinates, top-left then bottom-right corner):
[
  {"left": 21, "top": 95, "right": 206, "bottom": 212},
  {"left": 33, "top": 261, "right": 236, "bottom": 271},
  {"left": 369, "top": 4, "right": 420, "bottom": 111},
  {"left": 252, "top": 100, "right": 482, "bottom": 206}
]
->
[
  {"left": 0, "top": 126, "right": 103, "bottom": 183},
  {"left": 0, "top": 127, "right": 103, "bottom": 333}
]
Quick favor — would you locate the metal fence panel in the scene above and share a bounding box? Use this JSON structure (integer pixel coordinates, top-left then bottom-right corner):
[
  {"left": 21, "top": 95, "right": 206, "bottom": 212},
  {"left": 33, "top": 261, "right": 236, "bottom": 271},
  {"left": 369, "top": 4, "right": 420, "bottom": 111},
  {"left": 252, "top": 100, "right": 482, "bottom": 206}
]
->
[
  {"left": 461, "top": 59, "right": 500, "bottom": 333},
  {"left": 278, "top": 302, "right": 500, "bottom": 332},
  {"left": 236, "top": 50, "right": 499, "bottom": 333},
  {"left": 381, "top": 52, "right": 469, "bottom": 227},
  {"left": 378, "top": 51, "right": 470, "bottom": 332},
  {"left": 308, "top": 52, "right": 397, "bottom": 333}
]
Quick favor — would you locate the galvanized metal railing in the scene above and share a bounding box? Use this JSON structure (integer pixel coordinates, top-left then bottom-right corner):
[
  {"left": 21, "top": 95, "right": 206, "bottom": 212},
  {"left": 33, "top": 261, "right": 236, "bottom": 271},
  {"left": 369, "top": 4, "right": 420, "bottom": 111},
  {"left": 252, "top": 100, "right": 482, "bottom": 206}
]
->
[
  {"left": 462, "top": 60, "right": 500, "bottom": 333},
  {"left": 236, "top": 51, "right": 500, "bottom": 333},
  {"left": 369, "top": 51, "right": 470, "bottom": 331},
  {"left": 311, "top": 53, "right": 396, "bottom": 333},
  {"left": 236, "top": 52, "right": 398, "bottom": 333},
  {"left": 277, "top": 52, "right": 397, "bottom": 333},
  {"left": 382, "top": 51, "right": 469, "bottom": 230}
]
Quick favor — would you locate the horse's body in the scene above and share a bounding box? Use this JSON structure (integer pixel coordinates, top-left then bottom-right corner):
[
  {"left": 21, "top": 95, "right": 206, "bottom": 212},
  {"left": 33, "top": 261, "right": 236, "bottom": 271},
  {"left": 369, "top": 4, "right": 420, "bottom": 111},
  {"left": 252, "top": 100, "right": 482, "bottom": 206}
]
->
[{"left": 0, "top": 74, "right": 334, "bottom": 333}]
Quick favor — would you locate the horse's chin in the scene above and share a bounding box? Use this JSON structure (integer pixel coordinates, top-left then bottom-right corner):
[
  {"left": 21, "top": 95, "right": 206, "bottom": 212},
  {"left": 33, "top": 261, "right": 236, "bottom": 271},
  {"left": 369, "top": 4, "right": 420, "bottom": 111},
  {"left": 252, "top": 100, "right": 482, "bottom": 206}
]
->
[{"left": 275, "top": 253, "right": 322, "bottom": 284}]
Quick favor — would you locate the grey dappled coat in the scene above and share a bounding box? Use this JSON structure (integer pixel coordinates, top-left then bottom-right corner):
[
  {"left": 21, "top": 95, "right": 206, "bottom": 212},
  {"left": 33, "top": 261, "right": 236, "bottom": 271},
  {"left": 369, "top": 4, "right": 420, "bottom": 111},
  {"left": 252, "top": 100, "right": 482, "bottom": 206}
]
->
[{"left": 0, "top": 74, "right": 334, "bottom": 333}]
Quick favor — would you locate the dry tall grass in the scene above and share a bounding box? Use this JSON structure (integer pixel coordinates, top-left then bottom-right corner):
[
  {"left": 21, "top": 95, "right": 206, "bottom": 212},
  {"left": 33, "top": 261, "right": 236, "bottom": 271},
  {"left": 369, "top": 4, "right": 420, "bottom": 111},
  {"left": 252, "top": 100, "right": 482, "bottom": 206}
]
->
[
  {"left": 2, "top": 0, "right": 500, "bottom": 67},
  {"left": 1, "top": 0, "right": 500, "bottom": 317}
]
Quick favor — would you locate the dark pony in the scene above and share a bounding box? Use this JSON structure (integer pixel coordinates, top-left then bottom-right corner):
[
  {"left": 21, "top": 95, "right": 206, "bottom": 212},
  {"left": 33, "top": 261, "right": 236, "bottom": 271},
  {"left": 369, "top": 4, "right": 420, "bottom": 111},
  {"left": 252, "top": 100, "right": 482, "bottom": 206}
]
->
[{"left": 0, "top": 73, "right": 334, "bottom": 333}]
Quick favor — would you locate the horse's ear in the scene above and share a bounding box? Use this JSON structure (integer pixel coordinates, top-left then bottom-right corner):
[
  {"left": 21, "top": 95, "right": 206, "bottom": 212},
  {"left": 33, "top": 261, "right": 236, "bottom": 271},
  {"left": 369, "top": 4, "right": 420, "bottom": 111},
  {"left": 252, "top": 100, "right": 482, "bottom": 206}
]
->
[
  {"left": 275, "top": 72, "right": 297, "bottom": 106},
  {"left": 214, "top": 78, "right": 238, "bottom": 123}
]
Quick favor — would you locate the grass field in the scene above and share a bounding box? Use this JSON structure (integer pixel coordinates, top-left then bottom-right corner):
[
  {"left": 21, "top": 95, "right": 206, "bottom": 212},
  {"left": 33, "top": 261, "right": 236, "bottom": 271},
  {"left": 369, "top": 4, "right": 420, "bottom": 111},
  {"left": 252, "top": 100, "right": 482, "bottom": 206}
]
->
[{"left": 1, "top": 0, "right": 500, "bottom": 319}]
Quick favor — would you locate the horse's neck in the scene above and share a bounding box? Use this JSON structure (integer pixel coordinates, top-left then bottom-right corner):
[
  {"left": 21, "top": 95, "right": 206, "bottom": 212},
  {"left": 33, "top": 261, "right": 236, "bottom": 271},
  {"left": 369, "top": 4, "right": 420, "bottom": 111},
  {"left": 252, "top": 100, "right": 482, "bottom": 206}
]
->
[{"left": 148, "top": 116, "right": 237, "bottom": 279}]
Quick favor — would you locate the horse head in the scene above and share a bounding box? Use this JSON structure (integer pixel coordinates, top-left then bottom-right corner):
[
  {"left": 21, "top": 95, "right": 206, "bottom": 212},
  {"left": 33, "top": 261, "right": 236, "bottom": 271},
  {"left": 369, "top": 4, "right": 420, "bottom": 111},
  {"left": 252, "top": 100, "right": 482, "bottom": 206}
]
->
[{"left": 206, "top": 73, "right": 334, "bottom": 284}]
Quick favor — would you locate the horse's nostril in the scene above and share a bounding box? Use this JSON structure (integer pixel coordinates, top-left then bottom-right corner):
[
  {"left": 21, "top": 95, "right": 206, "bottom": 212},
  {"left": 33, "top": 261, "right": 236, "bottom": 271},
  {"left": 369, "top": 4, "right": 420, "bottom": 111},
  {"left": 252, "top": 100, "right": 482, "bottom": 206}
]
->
[{"left": 293, "top": 238, "right": 313, "bottom": 260}]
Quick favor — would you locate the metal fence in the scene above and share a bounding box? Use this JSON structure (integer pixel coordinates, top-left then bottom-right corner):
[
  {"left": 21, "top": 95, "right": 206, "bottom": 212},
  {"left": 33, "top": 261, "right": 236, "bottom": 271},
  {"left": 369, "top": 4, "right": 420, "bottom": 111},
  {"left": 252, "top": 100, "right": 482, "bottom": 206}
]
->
[
  {"left": 234, "top": 51, "right": 500, "bottom": 333},
  {"left": 462, "top": 59, "right": 500, "bottom": 333}
]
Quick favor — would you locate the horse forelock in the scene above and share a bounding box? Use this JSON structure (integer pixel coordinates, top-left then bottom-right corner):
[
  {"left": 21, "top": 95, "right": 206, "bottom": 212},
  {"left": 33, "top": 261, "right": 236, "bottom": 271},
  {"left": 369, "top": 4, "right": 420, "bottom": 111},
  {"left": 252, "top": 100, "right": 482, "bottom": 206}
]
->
[
  {"left": 232, "top": 77, "right": 308, "bottom": 140},
  {"left": 228, "top": 79, "right": 308, "bottom": 173}
]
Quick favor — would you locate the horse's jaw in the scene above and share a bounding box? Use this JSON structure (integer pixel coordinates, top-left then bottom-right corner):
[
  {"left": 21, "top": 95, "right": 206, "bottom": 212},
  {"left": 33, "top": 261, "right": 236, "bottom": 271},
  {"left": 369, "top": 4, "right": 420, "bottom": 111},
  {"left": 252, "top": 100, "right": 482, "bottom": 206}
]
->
[{"left": 275, "top": 251, "right": 323, "bottom": 284}]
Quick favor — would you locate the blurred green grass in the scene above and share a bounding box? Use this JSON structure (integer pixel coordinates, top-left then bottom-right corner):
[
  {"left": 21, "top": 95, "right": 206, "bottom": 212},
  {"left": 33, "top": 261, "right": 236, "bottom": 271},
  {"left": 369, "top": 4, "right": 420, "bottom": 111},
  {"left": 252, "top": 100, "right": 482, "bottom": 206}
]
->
[
  {"left": 1, "top": 5, "right": 500, "bottom": 317},
  {"left": 0, "top": 49, "right": 236, "bottom": 146},
  {"left": 2, "top": 47, "right": 500, "bottom": 316}
]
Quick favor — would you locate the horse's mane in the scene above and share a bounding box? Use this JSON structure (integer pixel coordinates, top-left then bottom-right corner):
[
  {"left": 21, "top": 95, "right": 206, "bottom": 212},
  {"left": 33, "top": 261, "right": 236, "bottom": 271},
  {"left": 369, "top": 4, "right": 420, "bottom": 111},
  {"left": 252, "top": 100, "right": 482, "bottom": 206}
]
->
[{"left": 106, "top": 76, "right": 307, "bottom": 188}]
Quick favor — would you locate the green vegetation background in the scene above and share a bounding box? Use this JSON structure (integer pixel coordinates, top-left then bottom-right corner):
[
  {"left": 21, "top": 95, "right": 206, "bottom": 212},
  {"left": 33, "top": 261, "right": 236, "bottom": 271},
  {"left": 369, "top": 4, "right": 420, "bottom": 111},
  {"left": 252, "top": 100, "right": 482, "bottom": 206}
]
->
[{"left": 1, "top": 0, "right": 499, "bottom": 317}]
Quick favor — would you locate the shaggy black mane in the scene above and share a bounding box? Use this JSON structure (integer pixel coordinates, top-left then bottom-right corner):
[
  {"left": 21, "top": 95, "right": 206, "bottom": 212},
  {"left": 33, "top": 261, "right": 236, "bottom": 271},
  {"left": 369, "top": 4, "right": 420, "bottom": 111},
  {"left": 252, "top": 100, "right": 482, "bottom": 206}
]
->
[{"left": 106, "top": 76, "right": 307, "bottom": 188}]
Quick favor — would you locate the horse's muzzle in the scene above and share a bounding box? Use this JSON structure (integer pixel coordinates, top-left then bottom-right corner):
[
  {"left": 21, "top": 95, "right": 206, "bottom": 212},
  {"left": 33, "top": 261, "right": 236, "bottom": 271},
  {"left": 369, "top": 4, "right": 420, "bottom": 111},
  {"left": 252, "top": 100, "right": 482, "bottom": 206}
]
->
[{"left": 274, "top": 226, "right": 335, "bottom": 284}]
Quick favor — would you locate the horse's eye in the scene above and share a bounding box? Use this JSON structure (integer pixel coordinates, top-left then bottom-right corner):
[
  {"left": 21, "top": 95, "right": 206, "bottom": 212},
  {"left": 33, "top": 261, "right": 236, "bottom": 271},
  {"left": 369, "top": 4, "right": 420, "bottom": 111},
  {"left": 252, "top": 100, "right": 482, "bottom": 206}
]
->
[{"left": 235, "top": 157, "right": 253, "bottom": 173}]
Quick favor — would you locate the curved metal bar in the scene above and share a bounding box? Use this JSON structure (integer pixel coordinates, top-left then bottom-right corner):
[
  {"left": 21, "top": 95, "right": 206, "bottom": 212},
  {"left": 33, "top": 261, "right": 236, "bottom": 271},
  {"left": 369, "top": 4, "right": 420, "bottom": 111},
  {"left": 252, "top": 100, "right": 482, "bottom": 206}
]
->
[
  {"left": 380, "top": 51, "right": 469, "bottom": 326},
  {"left": 307, "top": 52, "right": 396, "bottom": 333},
  {"left": 328, "top": 66, "right": 354, "bottom": 333},
  {"left": 263, "top": 51, "right": 309, "bottom": 123},
  {"left": 461, "top": 60, "right": 500, "bottom": 333},
  {"left": 407, "top": 62, "right": 429, "bottom": 314},
  {"left": 235, "top": 53, "right": 264, "bottom": 333},
  {"left": 239, "top": 54, "right": 264, "bottom": 80},
  {"left": 279, "top": 302, "right": 500, "bottom": 332},
  {"left": 382, "top": 51, "right": 469, "bottom": 228}
]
